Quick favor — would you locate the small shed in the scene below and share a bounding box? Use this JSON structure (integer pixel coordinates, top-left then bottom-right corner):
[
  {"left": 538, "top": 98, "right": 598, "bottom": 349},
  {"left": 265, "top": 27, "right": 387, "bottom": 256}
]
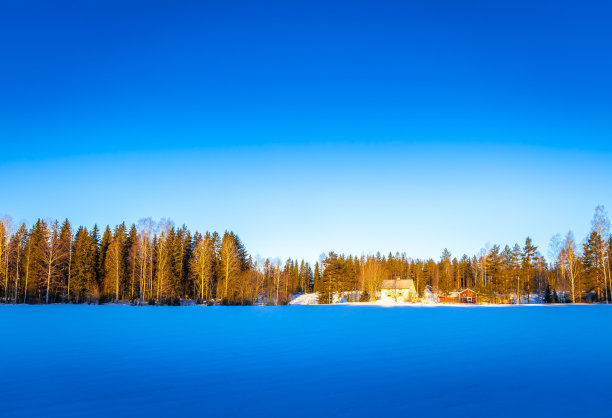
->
[
  {"left": 439, "top": 292, "right": 459, "bottom": 303},
  {"left": 380, "top": 279, "right": 417, "bottom": 302},
  {"left": 459, "top": 289, "right": 478, "bottom": 304}
]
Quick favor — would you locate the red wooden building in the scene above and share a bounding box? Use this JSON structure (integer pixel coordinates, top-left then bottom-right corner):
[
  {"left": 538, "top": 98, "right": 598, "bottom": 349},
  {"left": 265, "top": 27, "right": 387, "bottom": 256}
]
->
[
  {"left": 438, "top": 289, "right": 479, "bottom": 304},
  {"left": 459, "top": 289, "right": 478, "bottom": 304}
]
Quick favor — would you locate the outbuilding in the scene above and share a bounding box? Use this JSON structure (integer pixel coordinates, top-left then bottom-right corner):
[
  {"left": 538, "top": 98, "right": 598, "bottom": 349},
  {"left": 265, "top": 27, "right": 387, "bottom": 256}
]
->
[
  {"left": 439, "top": 291, "right": 459, "bottom": 303},
  {"left": 380, "top": 279, "right": 417, "bottom": 302},
  {"left": 459, "top": 288, "right": 478, "bottom": 304},
  {"left": 438, "top": 289, "right": 478, "bottom": 304}
]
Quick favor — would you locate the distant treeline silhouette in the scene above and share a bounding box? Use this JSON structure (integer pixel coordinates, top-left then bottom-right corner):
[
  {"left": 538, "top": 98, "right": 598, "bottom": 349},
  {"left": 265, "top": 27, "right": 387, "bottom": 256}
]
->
[{"left": 0, "top": 206, "right": 610, "bottom": 305}]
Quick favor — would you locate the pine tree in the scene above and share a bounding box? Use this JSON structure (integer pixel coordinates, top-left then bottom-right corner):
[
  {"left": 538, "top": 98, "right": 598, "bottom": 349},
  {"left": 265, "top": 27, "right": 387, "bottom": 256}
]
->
[
  {"left": 319, "top": 252, "right": 343, "bottom": 304},
  {"left": 522, "top": 237, "right": 537, "bottom": 304}
]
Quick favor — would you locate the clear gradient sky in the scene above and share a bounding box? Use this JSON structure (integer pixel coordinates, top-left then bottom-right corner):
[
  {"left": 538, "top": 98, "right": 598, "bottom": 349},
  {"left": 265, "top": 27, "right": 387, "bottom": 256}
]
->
[{"left": 1, "top": 0, "right": 611, "bottom": 263}]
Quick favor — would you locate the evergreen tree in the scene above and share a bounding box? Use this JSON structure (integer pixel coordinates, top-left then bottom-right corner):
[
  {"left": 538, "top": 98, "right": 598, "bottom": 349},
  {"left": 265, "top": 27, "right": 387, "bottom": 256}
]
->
[
  {"left": 71, "top": 227, "right": 97, "bottom": 302},
  {"left": 24, "top": 220, "right": 46, "bottom": 302},
  {"left": 319, "top": 252, "right": 343, "bottom": 304},
  {"left": 511, "top": 244, "right": 523, "bottom": 304},
  {"left": 522, "top": 237, "right": 538, "bottom": 304},
  {"left": 583, "top": 230, "right": 601, "bottom": 300},
  {"left": 544, "top": 284, "right": 552, "bottom": 303},
  {"left": 439, "top": 249, "right": 452, "bottom": 296},
  {"left": 98, "top": 226, "right": 112, "bottom": 293},
  {"left": 58, "top": 219, "right": 73, "bottom": 300},
  {"left": 126, "top": 224, "right": 138, "bottom": 300},
  {"left": 313, "top": 262, "right": 320, "bottom": 293},
  {"left": 91, "top": 225, "right": 101, "bottom": 291},
  {"left": 0, "top": 219, "right": 7, "bottom": 301}
]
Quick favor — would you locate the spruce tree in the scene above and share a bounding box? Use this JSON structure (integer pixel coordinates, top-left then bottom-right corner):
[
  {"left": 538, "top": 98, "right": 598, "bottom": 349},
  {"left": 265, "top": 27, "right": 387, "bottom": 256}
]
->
[
  {"left": 98, "top": 226, "right": 112, "bottom": 294},
  {"left": 58, "top": 219, "right": 73, "bottom": 300},
  {"left": 313, "top": 262, "right": 320, "bottom": 294},
  {"left": 126, "top": 224, "right": 138, "bottom": 300},
  {"left": 544, "top": 284, "right": 552, "bottom": 303},
  {"left": 72, "top": 227, "right": 96, "bottom": 302},
  {"left": 24, "top": 220, "right": 46, "bottom": 302},
  {"left": 583, "top": 231, "right": 600, "bottom": 300},
  {"left": 90, "top": 225, "right": 101, "bottom": 292}
]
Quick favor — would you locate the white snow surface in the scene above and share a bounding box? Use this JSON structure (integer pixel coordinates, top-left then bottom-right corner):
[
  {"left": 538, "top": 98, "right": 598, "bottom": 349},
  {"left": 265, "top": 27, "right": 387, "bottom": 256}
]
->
[
  {"left": 0, "top": 304, "right": 611, "bottom": 417},
  {"left": 289, "top": 293, "right": 319, "bottom": 304}
]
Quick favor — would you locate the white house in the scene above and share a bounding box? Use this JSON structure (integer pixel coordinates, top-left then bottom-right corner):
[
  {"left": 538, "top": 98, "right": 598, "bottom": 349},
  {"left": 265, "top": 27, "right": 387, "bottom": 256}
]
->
[{"left": 380, "top": 279, "right": 417, "bottom": 302}]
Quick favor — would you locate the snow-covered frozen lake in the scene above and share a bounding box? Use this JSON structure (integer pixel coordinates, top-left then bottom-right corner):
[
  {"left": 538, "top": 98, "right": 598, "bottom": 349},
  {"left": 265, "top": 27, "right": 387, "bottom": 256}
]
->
[{"left": 1, "top": 305, "right": 610, "bottom": 417}]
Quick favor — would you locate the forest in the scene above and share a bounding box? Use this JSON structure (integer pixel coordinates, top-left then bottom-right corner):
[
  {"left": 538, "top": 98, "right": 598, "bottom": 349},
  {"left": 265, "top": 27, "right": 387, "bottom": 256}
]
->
[{"left": 0, "top": 206, "right": 610, "bottom": 305}]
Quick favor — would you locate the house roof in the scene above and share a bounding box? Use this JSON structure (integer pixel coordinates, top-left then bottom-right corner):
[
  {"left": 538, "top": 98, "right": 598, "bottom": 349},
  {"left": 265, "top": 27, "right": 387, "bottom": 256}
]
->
[
  {"left": 381, "top": 279, "right": 415, "bottom": 290},
  {"left": 447, "top": 291, "right": 460, "bottom": 298}
]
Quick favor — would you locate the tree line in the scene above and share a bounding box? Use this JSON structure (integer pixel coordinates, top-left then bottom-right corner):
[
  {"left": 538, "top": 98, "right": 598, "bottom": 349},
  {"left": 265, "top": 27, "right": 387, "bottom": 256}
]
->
[
  {"left": 315, "top": 206, "right": 611, "bottom": 304},
  {"left": 0, "top": 218, "right": 314, "bottom": 305},
  {"left": 0, "top": 206, "right": 610, "bottom": 305}
]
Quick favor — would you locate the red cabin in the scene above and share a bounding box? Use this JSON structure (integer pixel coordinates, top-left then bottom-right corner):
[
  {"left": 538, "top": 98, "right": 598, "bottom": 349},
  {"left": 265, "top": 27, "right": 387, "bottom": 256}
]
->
[{"left": 459, "top": 289, "right": 478, "bottom": 304}]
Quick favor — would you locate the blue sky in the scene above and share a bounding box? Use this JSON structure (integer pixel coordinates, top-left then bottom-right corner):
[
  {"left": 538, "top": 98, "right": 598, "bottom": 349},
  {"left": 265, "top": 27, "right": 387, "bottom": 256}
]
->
[{"left": 1, "top": 0, "right": 611, "bottom": 262}]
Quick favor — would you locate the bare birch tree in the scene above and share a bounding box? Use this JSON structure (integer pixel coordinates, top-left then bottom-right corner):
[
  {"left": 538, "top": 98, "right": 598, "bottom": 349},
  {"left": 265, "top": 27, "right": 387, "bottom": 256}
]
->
[
  {"left": 155, "top": 219, "right": 172, "bottom": 301},
  {"left": 219, "top": 232, "right": 240, "bottom": 301},
  {"left": 137, "top": 218, "right": 154, "bottom": 302},
  {"left": 591, "top": 206, "right": 610, "bottom": 303},
  {"left": 0, "top": 217, "right": 13, "bottom": 301},
  {"left": 563, "top": 231, "right": 579, "bottom": 303},
  {"left": 39, "top": 220, "right": 64, "bottom": 304},
  {"left": 548, "top": 234, "right": 562, "bottom": 295},
  {"left": 12, "top": 223, "right": 27, "bottom": 303}
]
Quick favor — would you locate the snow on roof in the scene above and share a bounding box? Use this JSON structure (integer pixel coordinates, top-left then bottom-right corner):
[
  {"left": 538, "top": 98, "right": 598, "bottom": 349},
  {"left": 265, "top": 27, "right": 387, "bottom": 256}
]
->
[
  {"left": 446, "top": 291, "right": 460, "bottom": 298},
  {"left": 381, "top": 279, "right": 415, "bottom": 290}
]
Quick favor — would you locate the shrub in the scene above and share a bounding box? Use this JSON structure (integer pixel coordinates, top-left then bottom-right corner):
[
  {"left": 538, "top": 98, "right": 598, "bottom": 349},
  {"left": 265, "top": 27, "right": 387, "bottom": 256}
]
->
[{"left": 359, "top": 291, "right": 370, "bottom": 302}]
